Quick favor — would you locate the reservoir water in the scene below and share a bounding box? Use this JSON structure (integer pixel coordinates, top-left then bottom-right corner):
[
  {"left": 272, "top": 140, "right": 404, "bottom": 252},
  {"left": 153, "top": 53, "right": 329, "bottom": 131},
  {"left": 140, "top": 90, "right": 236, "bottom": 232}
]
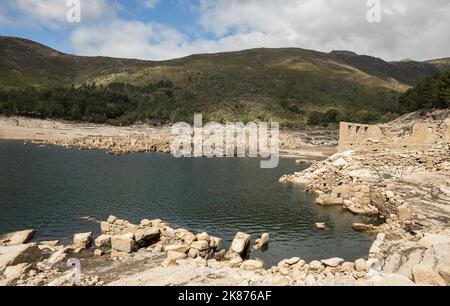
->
[{"left": 0, "top": 140, "right": 377, "bottom": 266}]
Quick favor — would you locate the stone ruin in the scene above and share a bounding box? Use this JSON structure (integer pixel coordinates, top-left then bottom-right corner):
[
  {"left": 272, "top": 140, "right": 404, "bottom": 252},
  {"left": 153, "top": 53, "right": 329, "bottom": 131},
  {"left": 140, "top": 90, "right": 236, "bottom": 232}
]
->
[{"left": 338, "top": 110, "right": 450, "bottom": 152}]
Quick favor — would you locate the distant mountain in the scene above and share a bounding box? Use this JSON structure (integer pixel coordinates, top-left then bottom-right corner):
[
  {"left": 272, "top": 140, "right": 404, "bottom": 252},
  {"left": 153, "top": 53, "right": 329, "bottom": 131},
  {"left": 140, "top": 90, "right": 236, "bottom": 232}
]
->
[
  {"left": 330, "top": 50, "right": 445, "bottom": 86},
  {"left": 0, "top": 36, "right": 448, "bottom": 126},
  {"left": 0, "top": 36, "right": 149, "bottom": 89}
]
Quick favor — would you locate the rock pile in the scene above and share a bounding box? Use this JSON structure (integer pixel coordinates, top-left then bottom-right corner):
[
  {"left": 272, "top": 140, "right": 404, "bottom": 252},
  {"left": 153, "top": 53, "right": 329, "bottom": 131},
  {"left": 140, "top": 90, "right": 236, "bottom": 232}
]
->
[{"left": 49, "top": 134, "right": 172, "bottom": 155}]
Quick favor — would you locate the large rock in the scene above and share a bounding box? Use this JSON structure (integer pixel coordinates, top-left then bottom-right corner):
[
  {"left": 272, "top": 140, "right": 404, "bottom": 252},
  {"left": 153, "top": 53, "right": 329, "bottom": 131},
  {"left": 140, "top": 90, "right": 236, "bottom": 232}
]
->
[
  {"left": 0, "top": 243, "right": 41, "bottom": 273},
  {"left": 95, "top": 235, "right": 112, "bottom": 248},
  {"left": 354, "top": 258, "right": 367, "bottom": 272},
  {"left": 111, "top": 235, "right": 135, "bottom": 253},
  {"left": 412, "top": 265, "right": 446, "bottom": 286},
  {"left": 321, "top": 257, "right": 344, "bottom": 267},
  {"left": 286, "top": 257, "right": 301, "bottom": 265},
  {"left": 190, "top": 240, "right": 209, "bottom": 251},
  {"left": 47, "top": 247, "right": 71, "bottom": 265},
  {"left": 210, "top": 237, "right": 223, "bottom": 251},
  {"left": 135, "top": 227, "right": 160, "bottom": 243},
  {"left": 73, "top": 232, "right": 92, "bottom": 249},
  {"left": 352, "top": 223, "right": 370, "bottom": 231},
  {"left": 196, "top": 232, "right": 210, "bottom": 242},
  {"left": 240, "top": 260, "right": 263, "bottom": 271},
  {"left": 309, "top": 260, "right": 325, "bottom": 272},
  {"left": 161, "top": 251, "right": 187, "bottom": 267},
  {"left": 107, "top": 215, "right": 117, "bottom": 224},
  {"left": 229, "top": 232, "right": 251, "bottom": 255},
  {"left": 100, "top": 222, "right": 110, "bottom": 234},
  {"left": 164, "top": 244, "right": 190, "bottom": 254},
  {"left": 255, "top": 233, "right": 270, "bottom": 248},
  {"left": 228, "top": 256, "right": 243, "bottom": 268},
  {"left": 2, "top": 263, "right": 31, "bottom": 285},
  {"left": 0, "top": 230, "right": 35, "bottom": 246}
]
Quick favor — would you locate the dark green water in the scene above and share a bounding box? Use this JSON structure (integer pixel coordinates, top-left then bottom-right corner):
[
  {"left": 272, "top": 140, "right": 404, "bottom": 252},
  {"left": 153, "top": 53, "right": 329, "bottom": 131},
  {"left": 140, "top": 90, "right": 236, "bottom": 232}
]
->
[{"left": 0, "top": 141, "right": 377, "bottom": 266}]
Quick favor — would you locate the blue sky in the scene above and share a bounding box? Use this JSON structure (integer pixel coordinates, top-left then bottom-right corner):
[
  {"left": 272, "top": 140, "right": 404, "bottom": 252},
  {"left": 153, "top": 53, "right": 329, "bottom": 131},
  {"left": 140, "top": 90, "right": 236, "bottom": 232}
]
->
[{"left": 0, "top": 0, "right": 449, "bottom": 61}]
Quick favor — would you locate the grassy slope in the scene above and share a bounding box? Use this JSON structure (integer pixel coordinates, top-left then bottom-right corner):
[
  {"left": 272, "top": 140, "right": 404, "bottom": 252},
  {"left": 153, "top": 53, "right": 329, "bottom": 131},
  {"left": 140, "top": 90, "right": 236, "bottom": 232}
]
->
[{"left": 0, "top": 36, "right": 447, "bottom": 124}]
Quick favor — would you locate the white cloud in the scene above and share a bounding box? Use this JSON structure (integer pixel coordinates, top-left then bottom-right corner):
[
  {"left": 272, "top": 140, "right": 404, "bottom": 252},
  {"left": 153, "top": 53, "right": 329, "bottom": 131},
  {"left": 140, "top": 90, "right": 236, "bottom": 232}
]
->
[
  {"left": 4, "top": 0, "right": 450, "bottom": 61},
  {"left": 194, "top": 0, "right": 450, "bottom": 61},
  {"left": 70, "top": 19, "right": 187, "bottom": 60},
  {"left": 11, "top": 0, "right": 115, "bottom": 28},
  {"left": 140, "top": 0, "right": 160, "bottom": 9}
]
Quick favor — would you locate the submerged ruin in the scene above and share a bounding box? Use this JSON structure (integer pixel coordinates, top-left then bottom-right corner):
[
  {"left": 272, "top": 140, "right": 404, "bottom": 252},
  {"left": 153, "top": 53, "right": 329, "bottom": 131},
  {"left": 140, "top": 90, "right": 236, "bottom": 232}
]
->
[{"left": 338, "top": 109, "right": 450, "bottom": 152}]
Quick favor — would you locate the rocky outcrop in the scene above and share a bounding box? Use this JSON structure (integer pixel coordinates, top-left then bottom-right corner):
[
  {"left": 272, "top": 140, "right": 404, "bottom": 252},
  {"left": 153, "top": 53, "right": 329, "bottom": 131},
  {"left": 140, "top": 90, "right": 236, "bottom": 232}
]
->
[
  {"left": 0, "top": 243, "right": 41, "bottom": 273},
  {"left": 0, "top": 230, "right": 35, "bottom": 247},
  {"left": 73, "top": 232, "right": 92, "bottom": 250}
]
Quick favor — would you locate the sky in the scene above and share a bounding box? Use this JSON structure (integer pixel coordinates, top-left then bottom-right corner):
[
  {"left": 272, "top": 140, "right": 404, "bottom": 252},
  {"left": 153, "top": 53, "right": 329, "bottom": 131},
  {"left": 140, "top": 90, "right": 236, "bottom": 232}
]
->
[{"left": 0, "top": 0, "right": 449, "bottom": 61}]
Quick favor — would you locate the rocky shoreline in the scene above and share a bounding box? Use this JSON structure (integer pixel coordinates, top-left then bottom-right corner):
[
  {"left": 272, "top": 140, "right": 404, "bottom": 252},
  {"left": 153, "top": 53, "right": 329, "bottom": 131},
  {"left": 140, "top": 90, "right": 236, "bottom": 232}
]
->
[
  {"left": 0, "top": 215, "right": 405, "bottom": 286},
  {"left": 0, "top": 116, "right": 337, "bottom": 159},
  {"left": 280, "top": 143, "right": 450, "bottom": 285}
]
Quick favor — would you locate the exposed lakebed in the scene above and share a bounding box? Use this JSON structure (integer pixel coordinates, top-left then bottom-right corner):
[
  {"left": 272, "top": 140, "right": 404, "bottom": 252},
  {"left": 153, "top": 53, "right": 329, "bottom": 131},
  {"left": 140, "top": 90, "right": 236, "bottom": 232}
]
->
[{"left": 0, "top": 141, "right": 378, "bottom": 266}]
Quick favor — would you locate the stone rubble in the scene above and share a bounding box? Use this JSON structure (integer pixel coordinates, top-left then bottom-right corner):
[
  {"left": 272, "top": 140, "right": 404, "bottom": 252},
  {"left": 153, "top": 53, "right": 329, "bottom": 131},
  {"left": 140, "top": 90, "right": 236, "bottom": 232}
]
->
[{"left": 279, "top": 113, "right": 450, "bottom": 286}]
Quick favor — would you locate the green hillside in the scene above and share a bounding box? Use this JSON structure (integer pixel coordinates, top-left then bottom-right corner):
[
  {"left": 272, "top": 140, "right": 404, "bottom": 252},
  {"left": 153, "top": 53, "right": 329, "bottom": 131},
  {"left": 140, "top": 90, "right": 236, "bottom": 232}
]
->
[{"left": 0, "top": 36, "right": 448, "bottom": 126}]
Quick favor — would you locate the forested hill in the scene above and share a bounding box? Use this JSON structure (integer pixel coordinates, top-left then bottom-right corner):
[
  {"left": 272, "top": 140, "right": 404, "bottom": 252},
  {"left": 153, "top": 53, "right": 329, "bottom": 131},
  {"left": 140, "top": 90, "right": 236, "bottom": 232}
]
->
[{"left": 0, "top": 36, "right": 448, "bottom": 126}]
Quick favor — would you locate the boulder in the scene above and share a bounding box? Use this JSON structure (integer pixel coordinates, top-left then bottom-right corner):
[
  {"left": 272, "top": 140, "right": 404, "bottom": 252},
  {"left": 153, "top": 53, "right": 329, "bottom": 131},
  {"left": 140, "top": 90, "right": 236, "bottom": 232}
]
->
[
  {"left": 228, "top": 256, "right": 243, "bottom": 268},
  {"left": 94, "top": 235, "right": 111, "bottom": 248},
  {"left": 352, "top": 223, "right": 370, "bottom": 231},
  {"left": 196, "top": 232, "right": 210, "bottom": 242},
  {"left": 182, "top": 234, "right": 197, "bottom": 245},
  {"left": 241, "top": 260, "right": 263, "bottom": 271},
  {"left": 140, "top": 219, "right": 152, "bottom": 227},
  {"left": 0, "top": 230, "right": 35, "bottom": 246},
  {"left": 100, "top": 222, "right": 110, "bottom": 234},
  {"left": 73, "top": 232, "right": 92, "bottom": 249},
  {"left": 286, "top": 257, "right": 301, "bottom": 265},
  {"left": 94, "top": 249, "right": 104, "bottom": 256},
  {"left": 354, "top": 258, "right": 367, "bottom": 272},
  {"left": 3, "top": 263, "right": 30, "bottom": 281},
  {"left": 214, "top": 250, "right": 226, "bottom": 261},
  {"left": 255, "top": 233, "right": 270, "bottom": 248},
  {"left": 412, "top": 265, "right": 446, "bottom": 286},
  {"left": 190, "top": 240, "right": 210, "bottom": 251},
  {"left": 315, "top": 223, "right": 326, "bottom": 230},
  {"left": 0, "top": 243, "right": 41, "bottom": 273},
  {"left": 385, "top": 191, "right": 395, "bottom": 199},
  {"left": 210, "top": 237, "right": 223, "bottom": 251},
  {"left": 341, "top": 262, "right": 355, "bottom": 272},
  {"left": 188, "top": 248, "right": 200, "bottom": 259},
  {"left": 229, "top": 232, "right": 251, "bottom": 255},
  {"left": 47, "top": 247, "right": 71, "bottom": 265},
  {"left": 164, "top": 244, "right": 190, "bottom": 254},
  {"left": 107, "top": 215, "right": 117, "bottom": 224},
  {"left": 321, "top": 257, "right": 344, "bottom": 267},
  {"left": 309, "top": 260, "right": 325, "bottom": 272},
  {"left": 135, "top": 227, "right": 160, "bottom": 243},
  {"left": 111, "top": 235, "right": 135, "bottom": 253}
]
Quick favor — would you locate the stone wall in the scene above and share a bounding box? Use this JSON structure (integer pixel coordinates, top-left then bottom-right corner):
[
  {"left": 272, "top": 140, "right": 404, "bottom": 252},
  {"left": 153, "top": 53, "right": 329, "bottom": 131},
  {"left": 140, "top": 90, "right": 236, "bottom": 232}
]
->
[{"left": 338, "top": 116, "right": 450, "bottom": 152}]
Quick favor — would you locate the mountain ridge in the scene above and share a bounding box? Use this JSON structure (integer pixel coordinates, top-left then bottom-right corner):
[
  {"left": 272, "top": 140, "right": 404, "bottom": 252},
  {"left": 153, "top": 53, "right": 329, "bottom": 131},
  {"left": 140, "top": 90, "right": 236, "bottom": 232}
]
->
[{"left": 0, "top": 36, "right": 448, "bottom": 126}]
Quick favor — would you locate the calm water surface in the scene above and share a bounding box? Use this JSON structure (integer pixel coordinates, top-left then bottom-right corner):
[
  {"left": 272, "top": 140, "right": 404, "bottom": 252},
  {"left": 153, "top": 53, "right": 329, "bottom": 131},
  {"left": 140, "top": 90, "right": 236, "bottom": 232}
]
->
[{"left": 0, "top": 141, "right": 377, "bottom": 266}]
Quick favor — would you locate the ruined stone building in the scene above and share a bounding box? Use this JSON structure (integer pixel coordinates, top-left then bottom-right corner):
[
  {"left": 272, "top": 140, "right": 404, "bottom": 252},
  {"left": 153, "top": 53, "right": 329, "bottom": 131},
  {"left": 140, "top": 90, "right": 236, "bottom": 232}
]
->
[{"left": 338, "top": 109, "right": 450, "bottom": 152}]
